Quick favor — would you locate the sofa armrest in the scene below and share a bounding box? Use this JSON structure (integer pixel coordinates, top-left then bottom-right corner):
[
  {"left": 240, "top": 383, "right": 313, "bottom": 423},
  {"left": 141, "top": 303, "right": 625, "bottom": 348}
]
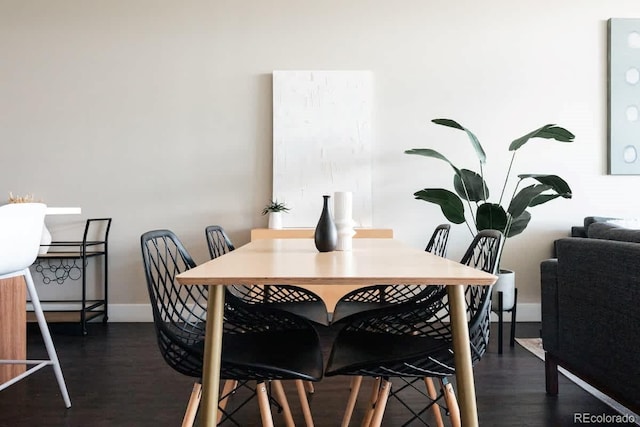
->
[
  {"left": 570, "top": 226, "right": 587, "bottom": 237},
  {"left": 540, "top": 259, "right": 559, "bottom": 352}
]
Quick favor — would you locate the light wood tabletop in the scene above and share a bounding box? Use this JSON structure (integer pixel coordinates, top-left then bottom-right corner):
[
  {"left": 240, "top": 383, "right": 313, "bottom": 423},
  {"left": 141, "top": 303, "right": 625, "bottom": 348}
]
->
[{"left": 176, "top": 238, "right": 497, "bottom": 427}]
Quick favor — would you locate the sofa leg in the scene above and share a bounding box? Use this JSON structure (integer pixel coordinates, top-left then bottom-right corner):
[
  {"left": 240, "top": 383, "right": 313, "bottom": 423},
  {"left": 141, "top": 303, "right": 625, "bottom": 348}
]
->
[{"left": 545, "top": 352, "right": 559, "bottom": 395}]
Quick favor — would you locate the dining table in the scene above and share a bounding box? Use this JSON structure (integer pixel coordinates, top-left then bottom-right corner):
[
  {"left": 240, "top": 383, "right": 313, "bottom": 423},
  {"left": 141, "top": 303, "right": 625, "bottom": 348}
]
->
[{"left": 176, "top": 237, "right": 498, "bottom": 427}]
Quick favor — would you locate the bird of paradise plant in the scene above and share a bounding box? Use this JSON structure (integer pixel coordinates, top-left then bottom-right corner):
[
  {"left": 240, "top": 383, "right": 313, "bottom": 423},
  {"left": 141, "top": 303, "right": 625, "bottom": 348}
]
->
[{"left": 405, "top": 118, "right": 574, "bottom": 238}]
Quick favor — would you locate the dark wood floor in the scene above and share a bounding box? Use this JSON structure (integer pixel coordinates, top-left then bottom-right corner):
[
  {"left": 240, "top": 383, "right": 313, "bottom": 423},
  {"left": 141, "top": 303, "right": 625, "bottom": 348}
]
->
[{"left": 0, "top": 322, "right": 629, "bottom": 426}]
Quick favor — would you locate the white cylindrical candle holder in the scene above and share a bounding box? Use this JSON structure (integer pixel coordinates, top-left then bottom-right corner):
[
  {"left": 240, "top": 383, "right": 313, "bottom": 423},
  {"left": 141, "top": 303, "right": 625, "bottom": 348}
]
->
[{"left": 334, "top": 191, "right": 356, "bottom": 251}]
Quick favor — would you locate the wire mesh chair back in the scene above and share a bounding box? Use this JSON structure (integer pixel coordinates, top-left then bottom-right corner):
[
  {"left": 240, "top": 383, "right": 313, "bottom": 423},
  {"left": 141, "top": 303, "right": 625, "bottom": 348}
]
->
[
  {"left": 425, "top": 223, "right": 450, "bottom": 257},
  {"left": 205, "top": 225, "right": 235, "bottom": 259},
  {"left": 140, "top": 230, "right": 207, "bottom": 378},
  {"left": 338, "top": 229, "right": 504, "bottom": 374},
  {"left": 460, "top": 229, "right": 504, "bottom": 360},
  {"left": 338, "top": 224, "right": 451, "bottom": 306}
]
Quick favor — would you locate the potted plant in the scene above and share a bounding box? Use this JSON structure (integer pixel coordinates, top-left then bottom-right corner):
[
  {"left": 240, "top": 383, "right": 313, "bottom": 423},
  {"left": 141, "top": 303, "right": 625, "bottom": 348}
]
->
[
  {"left": 262, "top": 199, "right": 290, "bottom": 229},
  {"left": 405, "top": 118, "right": 574, "bottom": 312}
]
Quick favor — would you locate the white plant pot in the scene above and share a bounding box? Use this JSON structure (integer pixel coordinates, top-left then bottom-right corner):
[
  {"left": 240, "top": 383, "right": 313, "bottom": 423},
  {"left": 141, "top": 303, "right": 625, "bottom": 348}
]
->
[
  {"left": 491, "top": 269, "right": 515, "bottom": 311},
  {"left": 268, "top": 212, "right": 283, "bottom": 229}
]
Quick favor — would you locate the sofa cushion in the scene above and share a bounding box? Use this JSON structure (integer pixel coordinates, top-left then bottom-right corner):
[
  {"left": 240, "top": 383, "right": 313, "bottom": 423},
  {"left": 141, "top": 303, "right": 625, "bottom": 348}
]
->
[{"left": 587, "top": 221, "right": 640, "bottom": 243}]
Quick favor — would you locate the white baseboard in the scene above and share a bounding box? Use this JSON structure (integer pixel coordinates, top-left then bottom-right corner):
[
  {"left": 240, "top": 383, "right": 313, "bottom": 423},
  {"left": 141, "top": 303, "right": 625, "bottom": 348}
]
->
[
  {"left": 105, "top": 302, "right": 542, "bottom": 323},
  {"left": 107, "top": 304, "right": 153, "bottom": 322}
]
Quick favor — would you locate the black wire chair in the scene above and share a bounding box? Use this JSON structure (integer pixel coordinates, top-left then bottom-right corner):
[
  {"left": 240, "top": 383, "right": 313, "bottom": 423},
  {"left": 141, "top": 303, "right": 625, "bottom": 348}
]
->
[
  {"left": 205, "top": 225, "right": 330, "bottom": 326},
  {"left": 324, "top": 230, "right": 504, "bottom": 427},
  {"left": 141, "top": 229, "right": 324, "bottom": 427},
  {"left": 330, "top": 224, "right": 451, "bottom": 325}
]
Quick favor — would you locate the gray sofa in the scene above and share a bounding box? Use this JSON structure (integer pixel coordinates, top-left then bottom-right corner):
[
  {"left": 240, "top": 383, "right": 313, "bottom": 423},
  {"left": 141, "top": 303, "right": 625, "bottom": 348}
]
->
[{"left": 541, "top": 217, "right": 640, "bottom": 413}]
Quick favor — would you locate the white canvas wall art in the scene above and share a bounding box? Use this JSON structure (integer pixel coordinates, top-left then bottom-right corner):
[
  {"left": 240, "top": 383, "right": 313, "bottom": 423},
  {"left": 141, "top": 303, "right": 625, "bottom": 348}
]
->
[{"left": 272, "top": 70, "right": 373, "bottom": 227}]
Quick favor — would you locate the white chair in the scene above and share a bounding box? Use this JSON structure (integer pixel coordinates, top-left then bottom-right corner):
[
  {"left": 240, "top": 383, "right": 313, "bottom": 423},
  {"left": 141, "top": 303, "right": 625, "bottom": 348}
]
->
[{"left": 0, "top": 202, "right": 71, "bottom": 408}]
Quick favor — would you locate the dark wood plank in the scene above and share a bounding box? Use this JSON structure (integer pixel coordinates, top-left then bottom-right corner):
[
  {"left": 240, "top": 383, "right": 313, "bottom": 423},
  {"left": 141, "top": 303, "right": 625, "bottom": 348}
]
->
[{"left": 0, "top": 322, "right": 631, "bottom": 426}]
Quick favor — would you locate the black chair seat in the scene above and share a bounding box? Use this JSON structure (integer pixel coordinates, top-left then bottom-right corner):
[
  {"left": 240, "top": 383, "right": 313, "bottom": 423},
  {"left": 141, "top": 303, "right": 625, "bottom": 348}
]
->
[
  {"left": 326, "top": 330, "right": 452, "bottom": 378},
  {"left": 261, "top": 300, "right": 329, "bottom": 326},
  {"left": 222, "top": 329, "right": 324, "bottom": 381}
]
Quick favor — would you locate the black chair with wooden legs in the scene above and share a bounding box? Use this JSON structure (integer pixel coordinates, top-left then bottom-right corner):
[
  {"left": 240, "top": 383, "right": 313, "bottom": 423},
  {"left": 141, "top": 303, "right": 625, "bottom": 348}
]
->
[
  {"left": 141, "top": 229, "right": 324, "bottom": 427},
  {"left": 325, "top": 230, "right": 504, "bottom": 427},
  {"left": 205, "top": 224, "right": 328, "bottom": 416},
  {"left": 328, "top": 224, "right": 450, "bottom": 426}
]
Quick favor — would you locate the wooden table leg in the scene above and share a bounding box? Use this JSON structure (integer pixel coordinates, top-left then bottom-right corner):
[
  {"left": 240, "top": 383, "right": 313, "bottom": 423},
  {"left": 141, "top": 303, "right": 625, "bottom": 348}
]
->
[
  {"left": 201, "top": 285, "right": 225, "bottom": 427},
  {"left": 447, "top": 284, "right": 479, "bottom": 427}
]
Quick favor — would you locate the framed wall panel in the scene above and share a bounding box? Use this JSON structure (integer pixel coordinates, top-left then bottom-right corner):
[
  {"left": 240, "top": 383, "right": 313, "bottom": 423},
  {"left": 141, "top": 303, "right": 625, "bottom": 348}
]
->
[
  {"left": 272, "top": 70, "right": 373, "bottom": 226},
  {"left": 608, "top": 18, "right": 640, "bottom": 174}
]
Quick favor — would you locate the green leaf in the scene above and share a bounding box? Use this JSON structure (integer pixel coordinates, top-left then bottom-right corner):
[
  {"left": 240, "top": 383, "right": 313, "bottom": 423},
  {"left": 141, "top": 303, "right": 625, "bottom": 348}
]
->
[
  {"left": 476, "top": 203, "right": 508, "bottom": 232},
  {"left": 509, "top": 124, "right": 575, "bottom": 151},
  {"left": 529, "top": 194, "right": 560, "bottom": 207},
  {"left": 432, "top": 118, "right": 487, "bottom": 163},
  {"left": 518, "top": 174, "right": 572, "bottom": 198},
  {"left": 404, "top": 148, "right": 462, "bottom": 175},
  {"left": 453, "top": 169, "right": 488, "bottom": 202},
  {"left": 508, "top": 184, "right": 552, "bottom": 219},
  {"left": 414, "top": 189, "right": 466, "bottom": 224},
  {"left": 506, "top": 211, "right": 532, "bottom": 237}
]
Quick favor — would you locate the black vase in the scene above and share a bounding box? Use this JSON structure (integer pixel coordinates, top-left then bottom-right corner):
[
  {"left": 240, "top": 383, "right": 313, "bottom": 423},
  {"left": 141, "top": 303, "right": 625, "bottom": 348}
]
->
[{"left": 314, "top": 195, "right": 337, "bottom": 252}]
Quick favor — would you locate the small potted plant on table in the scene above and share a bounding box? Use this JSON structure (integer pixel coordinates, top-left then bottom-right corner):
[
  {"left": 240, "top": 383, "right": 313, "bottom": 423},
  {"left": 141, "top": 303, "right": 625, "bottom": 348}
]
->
[{"left": 262, "top": 200, "right": 290, "bottom": 230}]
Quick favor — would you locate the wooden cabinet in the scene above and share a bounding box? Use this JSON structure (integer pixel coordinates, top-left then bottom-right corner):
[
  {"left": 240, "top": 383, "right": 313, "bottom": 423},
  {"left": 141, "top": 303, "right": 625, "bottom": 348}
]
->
[
  {"left": 0, "top": 277, "right": 26, "bottom": 383},
  {"left": 249, "top": 228, "right": 393, "bottom": 311}
]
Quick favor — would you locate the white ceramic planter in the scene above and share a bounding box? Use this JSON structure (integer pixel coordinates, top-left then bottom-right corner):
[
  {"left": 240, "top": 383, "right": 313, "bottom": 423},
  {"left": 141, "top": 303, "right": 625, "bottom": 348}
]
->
[
  {"left": 491, "top": 269, "right": 515, "bottom": 311},
  {"left": 268, "top": 211, "right": 283, "bottom": 229}
]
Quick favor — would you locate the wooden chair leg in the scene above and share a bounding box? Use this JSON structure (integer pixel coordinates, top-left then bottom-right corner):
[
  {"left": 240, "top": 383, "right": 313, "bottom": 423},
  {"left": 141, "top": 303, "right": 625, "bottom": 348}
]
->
[
  {"left": 217, "top": 379, "right": 238, "bottom": 423},
  {"left": 257, "top": 381, "right": 275, "bottom": 427},
  {"left": 341, "top": 376, "right": 363, "bottom": 427},
  {"left": 305, "top": 380, "right": 315, "bottom": 394},
  {"left": 296, "top": 379, "right": 315, "bottom": 427},
  {"left": 360, "top": 377, "right": 381, "bottom": 427},
  {"left": 272, "top": 380, "right": 295, "bottom": 427},
  {"left": 368, "top": 379, "right": 391, "bottom": 427},
  {"left": 424, "top": 377, "right": 444, "bottom": 427},
  {"left": 181, "top": 382, "right": 202, "bottom": 427},
  {"left": 439, "top": 378, "right": 460, "bottom": 427}
]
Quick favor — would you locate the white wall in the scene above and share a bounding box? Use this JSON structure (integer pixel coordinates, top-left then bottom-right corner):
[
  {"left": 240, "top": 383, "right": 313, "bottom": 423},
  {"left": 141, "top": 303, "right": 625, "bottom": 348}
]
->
[{"left": 2, "top": 1, "right": 640, "bottom": 320}]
